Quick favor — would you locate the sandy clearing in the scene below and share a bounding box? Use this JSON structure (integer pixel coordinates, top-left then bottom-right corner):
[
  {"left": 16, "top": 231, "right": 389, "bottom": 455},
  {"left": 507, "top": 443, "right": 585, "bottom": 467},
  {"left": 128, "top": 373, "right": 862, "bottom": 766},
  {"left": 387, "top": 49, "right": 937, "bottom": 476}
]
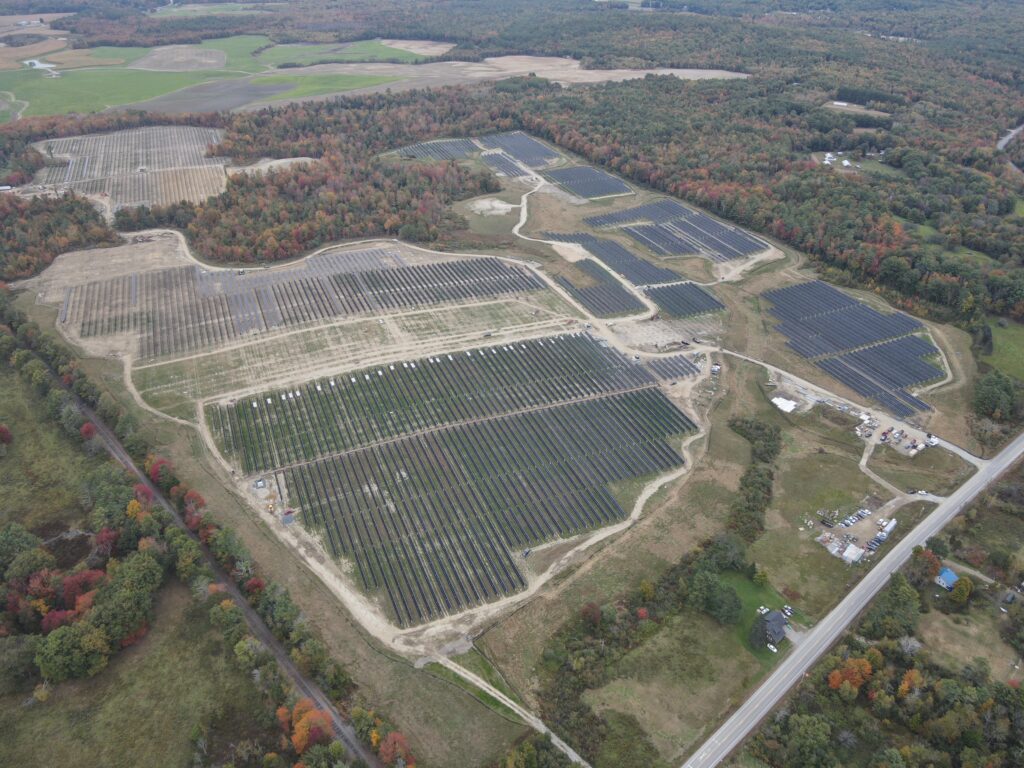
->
[
  {"left": 481, "top": 55, "right": 748, "bottom": 84},
  {"left": 227, "top": 156, "right": 316, "bottom": 176},
  {"left": 380, "top": 39, "right": 456, "bottom": 57},
  {"left": 129, "top": 45, "right": 227, "bottom": 71},
  {"left": 468, "top": 197, "right": 516, "bottom": 216}
]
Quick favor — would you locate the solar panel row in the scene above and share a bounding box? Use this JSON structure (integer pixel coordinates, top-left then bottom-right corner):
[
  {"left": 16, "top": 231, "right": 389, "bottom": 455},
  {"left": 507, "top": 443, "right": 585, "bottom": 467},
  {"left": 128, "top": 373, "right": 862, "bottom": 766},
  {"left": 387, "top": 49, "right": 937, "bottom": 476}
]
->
[
  {"left": 397, "top": 138, "right": 479, "bottom": 161},
  {"left": 584, "top": 199, "right": 691, "bottom": 228},
  {"left": 478, "top": 131, "right": 560, "bottom": 168},
  {"left": 762, "top": 281, "right": 937, "bottom": 417},
  {"left": 481, "top": 151, "right": 529, "bottom": 178},
  {"left": 647, "top": 354, "right": 700, "bottom": 380},
  {"left": 543, "top": 232, "right": 679, "bottom": 286},
  {"left": 553, "top": 259, "right": 645, "bottom": 317},
  {"left": 545, "top": 166, "right": 632, "bottom": 198},
  {"left": 646, "top": 282, "right": 725, "bottom": 318}
]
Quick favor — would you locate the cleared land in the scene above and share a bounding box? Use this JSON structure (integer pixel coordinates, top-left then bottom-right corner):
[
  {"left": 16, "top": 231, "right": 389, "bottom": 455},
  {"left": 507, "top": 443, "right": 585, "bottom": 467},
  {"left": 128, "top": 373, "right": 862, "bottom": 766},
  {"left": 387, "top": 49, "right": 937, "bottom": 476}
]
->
[
  {"left": 918, "top": 606, "right": 1020, "bottom": 684},
  {"left": 867, "top": 443, "right": 976, "bottom": 496},
  {"left": 983, "top": 320, "right": 1024, "bottom": 380},
  {"left": 32, "top": 126, "right": 228, "bottom": 209}
]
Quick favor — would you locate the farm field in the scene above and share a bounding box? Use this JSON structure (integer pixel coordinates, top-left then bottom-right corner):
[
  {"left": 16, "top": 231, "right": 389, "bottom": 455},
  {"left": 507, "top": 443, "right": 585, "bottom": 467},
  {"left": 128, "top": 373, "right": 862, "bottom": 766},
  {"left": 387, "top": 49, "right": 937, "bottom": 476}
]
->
[
  {"left": 254, "top": 72, "right": 398, "bottom": 101},
  {"left": 153, "top": 2, "right": 286, "bottom": 15},
  {"left": 0, "top": 67, "right": 239, "bottom": 116},
  {"left": 255, "top": 39, "right": 428, "bottom": 67}
]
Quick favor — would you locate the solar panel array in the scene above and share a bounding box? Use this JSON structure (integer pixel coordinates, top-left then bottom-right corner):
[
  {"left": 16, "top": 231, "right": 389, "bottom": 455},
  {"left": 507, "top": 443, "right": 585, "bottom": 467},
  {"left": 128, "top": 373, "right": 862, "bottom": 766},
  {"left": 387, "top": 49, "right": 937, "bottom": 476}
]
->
[
  {"left": 63, "top": 251, "right": 544, "bottom": 360},
  {"left": 481, "top": 152, "right": 530, "bottom": 178},
  {"left": 646, "top": 282, "right": 725, "bottom": 318},
  {"left": 545, "top": 166, "right": 632, "bottom": 198},
  {"left": 762, "top": 281, "right": 939, "bottom": 417},
  {"left": 554, "top": 259, "right": 646, "bottom": 317},
  {"left": 647, "top": 354, "right": 700, "bottom": 380},
  {"left": 478, "top": 131, "right": 560, "bottom": 168},
  {"left": 763, "top": 281, "right": 922, "bottom": 359},
  {"left": 623, "top": 221, "right": 700, "bottom": 258},
  {"left": 543, "top": 232, "right": 679, "bottom": 286},
  {"left": 396, "top": 138, "right": 479, "bottom": 161},
  {"left": 584, "top": 199, "right": 690, "bottom": 228}
]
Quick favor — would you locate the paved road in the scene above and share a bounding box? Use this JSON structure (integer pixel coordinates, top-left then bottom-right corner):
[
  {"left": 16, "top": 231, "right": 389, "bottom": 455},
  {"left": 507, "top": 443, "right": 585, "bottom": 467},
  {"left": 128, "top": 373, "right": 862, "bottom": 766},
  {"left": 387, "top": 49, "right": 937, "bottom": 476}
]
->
[
  {"left": 683, "top": 428, "right": 1024, "bottom": 768},
  {"left": 74, "top": 394, "right": 381, "bottom": 767}
]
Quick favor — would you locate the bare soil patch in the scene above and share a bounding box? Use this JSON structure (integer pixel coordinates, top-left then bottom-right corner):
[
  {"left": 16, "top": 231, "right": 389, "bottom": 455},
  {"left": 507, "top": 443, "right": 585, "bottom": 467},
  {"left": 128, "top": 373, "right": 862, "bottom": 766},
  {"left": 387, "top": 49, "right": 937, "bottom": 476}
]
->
[
  {"left": 380, "top": 39, "right": 456, "bottom": 57},
  {"left": 481, "top": 55, "right": 748, "bottom": 85},
  {"left": 130, "top": 45, "right": 227, "bottom": 71}
]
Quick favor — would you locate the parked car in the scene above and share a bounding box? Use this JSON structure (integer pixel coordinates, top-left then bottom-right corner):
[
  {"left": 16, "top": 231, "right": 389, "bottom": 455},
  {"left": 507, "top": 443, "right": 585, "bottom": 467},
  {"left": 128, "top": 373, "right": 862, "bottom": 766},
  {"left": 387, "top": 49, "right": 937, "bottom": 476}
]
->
[{"left": 767, "top": 644, "right": 778, "bottom": 653}]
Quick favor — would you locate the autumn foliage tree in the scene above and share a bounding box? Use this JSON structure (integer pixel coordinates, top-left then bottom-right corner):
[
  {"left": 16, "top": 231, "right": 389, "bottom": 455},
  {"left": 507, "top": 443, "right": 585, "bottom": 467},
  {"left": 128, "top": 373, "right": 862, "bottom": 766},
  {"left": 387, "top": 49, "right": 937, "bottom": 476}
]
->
[
  {"left": 290, "top": 698, "right": 333, "bottom": 754},
  {"left": 0, "top": 424, "right": 11, "bottom": 444},
  {"left": 379, "top": 731, "right": 415, "bottom": 767}
]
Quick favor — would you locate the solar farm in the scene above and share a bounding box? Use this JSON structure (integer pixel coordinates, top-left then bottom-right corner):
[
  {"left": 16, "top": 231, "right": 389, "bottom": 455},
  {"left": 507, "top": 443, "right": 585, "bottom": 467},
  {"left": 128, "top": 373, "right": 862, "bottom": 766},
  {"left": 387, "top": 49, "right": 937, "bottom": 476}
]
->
[
  {"left": 396, "top": 138, "right": 479, "bottom": 161},
  {"left": 477, "top": 131, "right": 560, "bottom": 168},
  {"left": 762, "top": 281, "right": 943, "bottom": 417},
  {"left": 32, "top": 126, "right": 229, "bottom": 209},
  {"left": 543, "top": 233, "right": 680, "bottom": 285},
  {"left": 553, "top": 259, "right": 646, "bottom": 317},
  {"left": 206, "top": 334, "right": 698, "bottom": 625},
  {"left": 59, "top": 247, "right": 544, "bottom": 360},
  {"left": 544, "top": 166, "right": 632, "bottom": 199},
  {"left": 646, "top": 282, "right": 725, "bottom": 318},
  {"left": 579, "top": 197, "right": 767, "bottom": 263}
]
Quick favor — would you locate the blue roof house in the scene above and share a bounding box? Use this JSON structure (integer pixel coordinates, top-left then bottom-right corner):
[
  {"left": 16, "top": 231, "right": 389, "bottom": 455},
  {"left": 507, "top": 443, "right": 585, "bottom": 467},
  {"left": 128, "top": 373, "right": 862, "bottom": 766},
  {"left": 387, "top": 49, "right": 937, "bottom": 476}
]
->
[{"left": 935, "top": 567, "right": 960, "bottom": 591}]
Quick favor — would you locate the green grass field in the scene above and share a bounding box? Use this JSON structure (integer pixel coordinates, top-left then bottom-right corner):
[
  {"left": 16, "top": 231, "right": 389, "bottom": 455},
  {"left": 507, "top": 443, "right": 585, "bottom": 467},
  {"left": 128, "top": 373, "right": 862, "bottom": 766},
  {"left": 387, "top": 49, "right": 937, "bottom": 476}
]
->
[
  {"left": 199, "top": 34, "right": 272, "bottom": 73},
  {"left": 0, "top": 368, "right": 99, "bottom": 531},
  {"left": 256, "top": 72, "right": 398, "bottom": 100},
  {"left": 0, "top": 68, "right": 240, "bottom": 116},
  {"left": 983, "top": 320, "right": 1024, "bottom": 380},
  {"left": 154, "top": 1, "right": 285, "bottom": 15},
  {"left": 0, "top": 585, "right": 269, "bottom": 768},
  {"left": 867, "top": 444, "right": 976, "bottom": 496},
  {"left": 256, "top": 39, "right": 426, "bottom": 67}
]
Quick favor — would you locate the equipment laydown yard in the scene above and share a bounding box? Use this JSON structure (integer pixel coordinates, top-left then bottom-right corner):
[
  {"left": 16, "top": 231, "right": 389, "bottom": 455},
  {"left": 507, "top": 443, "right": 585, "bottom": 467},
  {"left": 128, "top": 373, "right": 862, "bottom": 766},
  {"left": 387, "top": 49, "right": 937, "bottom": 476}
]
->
[{"left": 207, "top": 334, "right": 698, "bottom": 625}]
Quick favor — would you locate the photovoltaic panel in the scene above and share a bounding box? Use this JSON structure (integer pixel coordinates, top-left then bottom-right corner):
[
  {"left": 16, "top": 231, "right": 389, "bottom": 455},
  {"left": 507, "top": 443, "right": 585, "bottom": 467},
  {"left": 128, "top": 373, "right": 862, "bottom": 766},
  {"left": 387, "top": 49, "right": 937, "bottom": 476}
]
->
[
  {"left": 646, "top": 282, "right": 724, "bottom": 318},
  {"left": 545, "top": 166, "right": 632, "bottom": 198}
]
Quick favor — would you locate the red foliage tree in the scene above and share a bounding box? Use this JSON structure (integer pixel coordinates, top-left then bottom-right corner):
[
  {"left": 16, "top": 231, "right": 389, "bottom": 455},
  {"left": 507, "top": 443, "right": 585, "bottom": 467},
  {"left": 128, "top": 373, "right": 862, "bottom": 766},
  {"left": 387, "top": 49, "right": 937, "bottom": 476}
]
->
[
  {"left": 636, "top": 607, "right": 649, "bottom": 621},
  {"left": 62, "top": 569, "right": 105, "bottom": 609},
  {"left": 41, "top": 609, "right": 76, "bottom": 634},
  {"left": 379, "top": 731, "right": 414, "bottom": 767},
  {"left": 94, "top": 527, "right": 119, "bottom": 556},
  {"left": 581, "top": 602, "right": 602, "bottom": 629},
  {"left": 119, "top": 622, "right": 149, "bottom": 648},
  {"left": 0, "top": 423, "right": 11, "bottom": 444},
  {"left": 79, "top": 422, "right": 96, "bottom": 441},
  {"left": 133, "top": 482, "right": 154, "bottom": 507},
  {"left": 244, "top": 577, "right": 265, "bottom": 595}
]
